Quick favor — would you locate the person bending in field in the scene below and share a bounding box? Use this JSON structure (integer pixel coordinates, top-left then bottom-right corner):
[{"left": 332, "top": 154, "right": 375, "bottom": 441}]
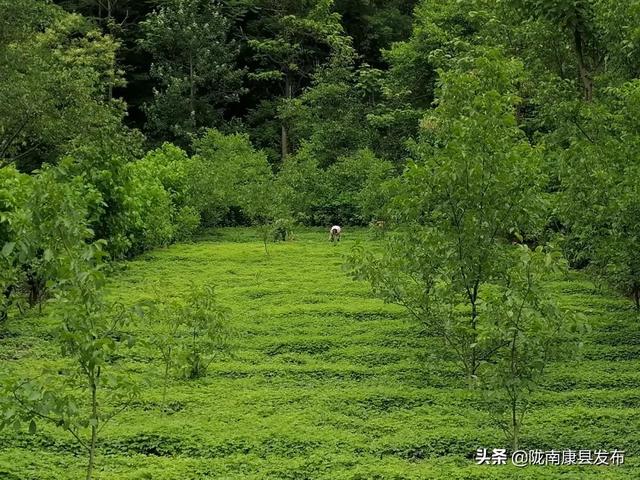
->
[{"left": 329, "top": 225, "right": 341, "bottom": 244}]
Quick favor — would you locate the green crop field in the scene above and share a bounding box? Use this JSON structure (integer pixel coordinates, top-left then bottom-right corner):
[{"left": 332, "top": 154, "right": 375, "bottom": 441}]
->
[{"left": 1, "top": 228, "right": 639, "bottom": 479}]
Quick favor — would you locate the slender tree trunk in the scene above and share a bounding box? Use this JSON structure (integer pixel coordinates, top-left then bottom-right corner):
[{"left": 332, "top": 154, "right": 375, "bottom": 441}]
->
[
  {"left": 281, "top": 74, "right": 292, "bottom": 161},
  {"left": 107, "top": 0, "right": 113, "bottom": 100},
  {"left": 281, "top": 125, "right": 288, "bottom": 161},
  {"left": 469, "top": 295, "right": 479, "bottom": 381},
  {"left": 162, "top": 353, "right": 170, "bottom": 409},
  {"left": 189, "top": 53, "right": 196, "bottom": 127},
  {"left": 511, "top": 396, "right": 519, "bottom": 451},
  {"left": 86, "top": 368, "right": 99, "bottom": 480},
  {"left": 573, "top": 28, "right": 593, "bottom": 101},
  {"left": 509, "top": 326, "right": 519, "bottom": 451}
]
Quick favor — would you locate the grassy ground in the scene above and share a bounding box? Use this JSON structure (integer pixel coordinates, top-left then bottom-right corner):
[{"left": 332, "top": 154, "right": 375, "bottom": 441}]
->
[{"left": 1, "top": 228, "right": 640, "bottom": 479}]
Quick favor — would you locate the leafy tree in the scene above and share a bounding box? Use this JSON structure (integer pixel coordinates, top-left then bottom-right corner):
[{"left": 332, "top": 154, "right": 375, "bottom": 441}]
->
[
  {"left": 140, "top": 0, "right": 244, "bottom": 145},
  {"left": 53, "top": 0, "right": 164, "bottom": 126},
  {"left": 0, "top": 167, "right": 31, "bottom": 322},
  {"left": 513, "top": 0, "right": 599, "bottom": 101},
  {"left": 363, "top": 0, "right": 487, "bottom": 165},
  {"left": 189, "top": 129, "right": 273, "bottom": 227},
  {"left": 349, "top": 49, "right": 547, "bottom": 380},
  {"left": 335, "top": 0, "right": 417, "bottom": 67},
  {"left": 178, "top": 284, "right": 233, "bottom": 379},
  {"left": 127, "top": 160, "right": 175, "bottom": 253},
  {"left": 0, "top": 164, "right": 99, "bottom": 320},
  {"left": 141, "top": 293, "right": 184, "bottom": 407},
  {"left": 139, "top": 143, "right": 201, "bottom": 240},
  {"left": 481, "top": 245, "right": 581, "bottom": 450},
  {"left": 63, "top": 127, "right": 145, "bottom": 258},
  {"left": 246, "top": 0, "right": 355, "bottom": 160},
  {"left": 142, "top": 283, "right": 233, "bottom": 382},
  {"left": 67, "top": 138, "right": 195, "bottom": 258},
  {"left": 559, "top": 81, "right": 640, "bottom": 309},
  {"left": 281, "top": 64, "right": 381, "bottom": 168},
  {"left": 273, "top": 145, "right": 327, "bottom": 224},
  {"left": 1, "top": 240, "right": 138, "bottom": 480},
  {"left": 276, "top": 146, "right": 393, "bottom": 225},
  {"left": 324, "top": 149, "right": 394, "bottom": 225},
  {"left": 0, "top": 0, "right": 125, "bottom": 171}
]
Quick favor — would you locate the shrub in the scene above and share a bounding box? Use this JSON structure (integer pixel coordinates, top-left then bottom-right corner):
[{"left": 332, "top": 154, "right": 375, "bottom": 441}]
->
[
  {"left": 275, "top": 146, "right": 394, "bottom": 226},
  {"left": 189, "top": 129, "right": 273, "bottom": 227},
  {"left": 143, "top": 283, "right": 234, "bottom": 383},
  {"left": 274, "top": 146, "right": 328, "bottom": 225},
  {"left": 0, "top": 163, "right": 97, "bottom": 318},
  {"left": 127, "top": 162, "right": 174, "bottom": 254},
  {"left": 0, "top": 166, "right": 31, "bottom": 321},
  {"left": 138, "top": 143, "right": 201, "bottom": 241},
  {"left": 63, "top": 127, "right": 145, "bottom": 258},
  {"left": 324, "top": 149, "right": 394, "bottom": 225}
]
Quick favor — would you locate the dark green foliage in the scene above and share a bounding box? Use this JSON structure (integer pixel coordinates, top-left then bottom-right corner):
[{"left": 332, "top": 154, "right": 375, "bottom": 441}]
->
[
  {"left": 189, "top": 129, "right": 273, "bottom": 227},
  {"left": 0, "top": 0, "right": 125, "bottom": 171},
  {"left": 335, "top": 0, "right": 417, "bottom": 67},
  {"left": 277, "top": 147, "right": 393, "bottom": 225},
  {"left": 139, "top": 0, "right": 245, "bottom": 146},
  {"left": 559, "top": 82, "right": 640, "bottom": 308},
  {"left": 4, "top": 0, "right": 640, "bottom": 477}
]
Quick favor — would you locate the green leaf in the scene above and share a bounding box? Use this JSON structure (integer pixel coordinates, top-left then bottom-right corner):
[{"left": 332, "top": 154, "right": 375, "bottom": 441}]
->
[{"left": 1, "top": 242, "right": 15, "bottom": 257}]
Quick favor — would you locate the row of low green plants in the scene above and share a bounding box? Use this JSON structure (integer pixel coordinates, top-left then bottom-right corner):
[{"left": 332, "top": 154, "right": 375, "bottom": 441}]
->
[
  {"left": 0, "top": 236, "right": 236, "bottom": 479},
  {"left": 2, "top": 228, "right": 637, "bottom": 479}
]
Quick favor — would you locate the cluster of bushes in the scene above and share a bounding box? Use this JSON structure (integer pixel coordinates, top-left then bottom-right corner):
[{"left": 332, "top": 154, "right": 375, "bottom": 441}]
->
[
  {"left": 276, "top": 147, "right": 394, "bottom": 226},
  {"left": 0, "top": 164, "right": 95, "bottom": 321},
  {"left": 1, "top": 109, "right": 397, "bottom": 324},
  {"left": 0, "top": 128, "right": 277, "bottom": 322}
]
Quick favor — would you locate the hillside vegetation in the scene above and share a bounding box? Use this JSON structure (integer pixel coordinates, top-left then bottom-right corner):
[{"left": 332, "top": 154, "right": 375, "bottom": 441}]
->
[{"left": 1, "top": 229, "right": 638, "bottom": 479}]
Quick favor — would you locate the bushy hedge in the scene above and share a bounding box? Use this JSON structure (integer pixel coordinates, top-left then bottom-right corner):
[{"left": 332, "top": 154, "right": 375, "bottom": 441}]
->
[
  {"left": 189, "top": 129, "right": 273, "bottom": 227},
  {"left": 0, "top": 164, "right": 96, "bottom": 320},
  {"left": 276, "top": 147, "right": 394, "bottom": 226},
  {"left": 1, "top": 125, "right": 399, "bottom": 324}
]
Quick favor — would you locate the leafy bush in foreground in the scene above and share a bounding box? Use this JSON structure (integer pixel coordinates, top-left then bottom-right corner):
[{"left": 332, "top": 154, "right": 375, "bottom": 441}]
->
[
  {"left": 1, "top": 239, "right": 138, "bottom": 480},
  {"left": 0, "top": 164, "right": 97, "bottom": 320}
]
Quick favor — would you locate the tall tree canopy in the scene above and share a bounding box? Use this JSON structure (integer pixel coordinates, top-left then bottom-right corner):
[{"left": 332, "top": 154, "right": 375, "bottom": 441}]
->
[{"left": 140, "top": 0, "right": 245, "bottom": 146}]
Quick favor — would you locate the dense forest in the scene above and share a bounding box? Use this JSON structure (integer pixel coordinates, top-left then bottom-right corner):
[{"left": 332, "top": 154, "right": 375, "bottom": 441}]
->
[
  {"left": 5, "top": 0, "right": 640, "bottom": 256},
  {"left": 2, "top": 0, "right": 640, "bottom": 478}
]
